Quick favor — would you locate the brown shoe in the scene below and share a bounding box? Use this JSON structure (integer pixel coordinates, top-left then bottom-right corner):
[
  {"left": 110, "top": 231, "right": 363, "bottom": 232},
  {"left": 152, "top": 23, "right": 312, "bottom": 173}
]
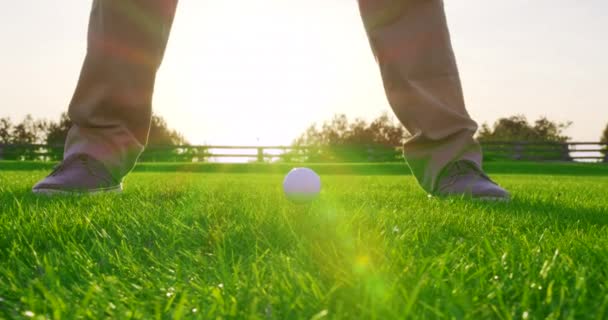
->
[
  {"left": 434, "top": 160, "right": 510, "bottom": 201},
  {"left": 32, "top": 154, "right": 122, "bottom": 195}
]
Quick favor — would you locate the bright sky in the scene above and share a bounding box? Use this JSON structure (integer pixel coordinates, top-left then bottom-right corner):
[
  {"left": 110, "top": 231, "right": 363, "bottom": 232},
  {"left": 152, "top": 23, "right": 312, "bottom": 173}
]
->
[{"left": 1, "top": 0, "right": 607, "bottom": 145}]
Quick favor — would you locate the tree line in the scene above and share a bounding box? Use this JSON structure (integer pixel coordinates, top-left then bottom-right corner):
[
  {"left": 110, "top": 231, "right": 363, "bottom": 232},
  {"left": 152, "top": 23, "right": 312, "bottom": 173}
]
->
[
  {"left": 2, "top": 112, "right": 605, "bottom": 148},
  {"left": 0, "top": 113, "right": 187, "bottom": 146},
  {"left": 292, "top": 113, "right": 583, "bottom": 146},
  {"left": 1, "top": 112, "right": 606, "bottom": 162},
  {"left": 289, "top": 113, "right": 607, "bottom": 161}
]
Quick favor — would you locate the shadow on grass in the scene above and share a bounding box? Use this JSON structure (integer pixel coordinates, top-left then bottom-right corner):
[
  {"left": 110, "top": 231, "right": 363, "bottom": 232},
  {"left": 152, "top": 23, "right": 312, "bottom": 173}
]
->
[
  {"left": 2, "top": 179, "right": 607, "bottom": 320},
  {"left": 455, "top": 196, "right": 608, "bottom": 229},
  {"left": 1, "top": 160, "right": 607, "bottom": 176},
  {"left": 2, "top": 185, "right": 606, "bottom": 258},
  {"left": 2, "top": 185, "right": 606, "bottom": 229}
]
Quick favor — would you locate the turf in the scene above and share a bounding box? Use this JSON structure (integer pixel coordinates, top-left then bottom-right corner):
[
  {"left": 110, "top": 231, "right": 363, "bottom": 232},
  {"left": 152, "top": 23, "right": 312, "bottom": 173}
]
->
[{"left": 0, "top": 162, "right": 607, "bottom": 319}]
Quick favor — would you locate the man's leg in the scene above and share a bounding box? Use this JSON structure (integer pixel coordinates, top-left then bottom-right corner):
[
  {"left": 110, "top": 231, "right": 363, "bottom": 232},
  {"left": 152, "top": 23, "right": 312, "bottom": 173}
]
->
[
  {"left": 33, "top": 0, "right": 178, "bottom": 193},
  {"left": 358, "top": 0, "right": 507, "bottom": 198}
]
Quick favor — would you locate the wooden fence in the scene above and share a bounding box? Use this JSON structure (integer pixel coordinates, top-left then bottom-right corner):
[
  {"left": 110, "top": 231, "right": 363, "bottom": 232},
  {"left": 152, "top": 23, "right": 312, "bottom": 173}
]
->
[{"left": 0, "top": 142, "right": 606, "bottom": 163}]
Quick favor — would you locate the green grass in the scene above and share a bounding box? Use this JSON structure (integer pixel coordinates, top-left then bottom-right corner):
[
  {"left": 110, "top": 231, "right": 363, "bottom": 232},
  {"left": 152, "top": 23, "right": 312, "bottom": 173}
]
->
[{"left": 1, "top": 162, "right": 607, "bottom": 319}]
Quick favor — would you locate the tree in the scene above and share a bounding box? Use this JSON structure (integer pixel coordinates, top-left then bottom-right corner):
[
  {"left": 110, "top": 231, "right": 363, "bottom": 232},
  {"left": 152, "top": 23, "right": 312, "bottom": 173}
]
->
[
  {"left": 290, "top": 113, "right": 410, "bottom": 162},
  {"left": 147, "top": 114, "right": 188, "bottom": 146},
  {"left": 45, "top": 112, "right": 72, "bottom": 146},
  {"left": 294, "top": 113, "right": 409, "bottom": 147},
  {"left": 40, "top": 112, "right": 73, "bottom": 160},
  {"left": 42, "top": 112, "right": 187, "bottom": 146},
  {"left": 478, "top": 115, "right": 572, "bottom": 161},
  {"left": 0, "top": 115, "right": 48, "bottom": 160},
  {"left": 0, "top": 117, "right": 12, "bottom": 144},
  {"left": 10, "top": 115, "right": 47, "bottom": 144},
  {"left": 601, "top": 122, "right": 608, "bottom": 161},
  {"left": 41, "top": 112, "right": 187, "bottom": 146},
  {"left": 477, "top": 115, "right": 571, "bottom": 142},
  {"left": 0, "top": 113, "right": 190, "bottom": 161},
  {"left": 139, "top": 114, "right": 194, "bottom": 161}
]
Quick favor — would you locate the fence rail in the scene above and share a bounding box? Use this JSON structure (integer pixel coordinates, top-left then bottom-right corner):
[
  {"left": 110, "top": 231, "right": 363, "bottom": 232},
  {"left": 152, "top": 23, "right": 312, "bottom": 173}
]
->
[{"left": 0, "top": 142, "right": 606, "bottom": 163}]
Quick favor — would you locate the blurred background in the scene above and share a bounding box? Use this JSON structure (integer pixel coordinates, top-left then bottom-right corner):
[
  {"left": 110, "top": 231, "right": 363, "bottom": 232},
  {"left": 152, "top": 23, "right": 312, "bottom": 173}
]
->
[{"left": 0, "top": 0, "right": 607, "bottom": 162}]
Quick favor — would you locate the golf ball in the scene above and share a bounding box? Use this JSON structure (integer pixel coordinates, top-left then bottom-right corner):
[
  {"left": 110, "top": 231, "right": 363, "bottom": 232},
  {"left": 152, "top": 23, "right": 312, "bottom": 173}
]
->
[{"left": 283, "top": 167, "right": 321, "bottom": 203}]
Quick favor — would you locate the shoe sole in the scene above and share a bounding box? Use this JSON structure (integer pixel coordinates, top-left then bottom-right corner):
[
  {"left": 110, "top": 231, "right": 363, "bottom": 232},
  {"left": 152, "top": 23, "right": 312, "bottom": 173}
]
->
[
  {"left": 474, "top": 196, "right": 511, "bottom": 202},
  {"left": 32, "top": 185, "right": 123, "bottom": 196},
  {"left": 429, "top": 194, "right": 511, "bottom": 202}
]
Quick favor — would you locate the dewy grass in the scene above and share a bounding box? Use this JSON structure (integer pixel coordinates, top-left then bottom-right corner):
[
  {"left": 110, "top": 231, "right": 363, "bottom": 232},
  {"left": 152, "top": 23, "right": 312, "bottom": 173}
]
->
[{"left": 0, "top": 162, "right": 607, "bottom": 319}]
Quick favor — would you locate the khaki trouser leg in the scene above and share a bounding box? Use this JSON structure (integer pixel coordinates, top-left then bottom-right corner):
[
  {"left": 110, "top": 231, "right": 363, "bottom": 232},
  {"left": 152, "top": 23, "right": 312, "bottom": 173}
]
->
[
  {"left": 64, "top": 0, "right": 178, "bottom": 180},
  {"left": 358, "top": 0, "right": 483, "bottom": 193}
]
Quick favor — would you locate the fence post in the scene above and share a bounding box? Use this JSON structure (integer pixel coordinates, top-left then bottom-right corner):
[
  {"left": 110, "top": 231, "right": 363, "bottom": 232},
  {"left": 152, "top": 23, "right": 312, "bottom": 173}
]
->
[
  {"left": 257, "top": 147, "right": 264, "bottom": 163},
  {"left": 199, "top": 146, "right": 207, "bottom": 162},
  {"left": 512, "top": 142, "right": 524, "bottom": 160},
  {"left": 561, "top": 143, "right": 572, "bottom": 161}
]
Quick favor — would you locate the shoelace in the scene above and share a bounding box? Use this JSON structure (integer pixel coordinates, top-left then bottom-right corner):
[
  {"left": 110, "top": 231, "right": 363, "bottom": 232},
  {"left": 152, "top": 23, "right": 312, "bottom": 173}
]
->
[
  {"left": 49, "top": 157, "right": 75, "bottom": 177},
  {"left": 49, "top": 154, "right": 112, "bottom": 184},
  {"left": 438, "top": 161, "right": 494, "bottom": 191}
]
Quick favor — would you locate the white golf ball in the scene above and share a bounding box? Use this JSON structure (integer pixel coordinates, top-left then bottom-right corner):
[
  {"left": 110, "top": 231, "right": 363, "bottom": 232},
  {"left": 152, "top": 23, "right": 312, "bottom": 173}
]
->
[{"left": 283, "top": 167, "right": 321, "bottom": 203}]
